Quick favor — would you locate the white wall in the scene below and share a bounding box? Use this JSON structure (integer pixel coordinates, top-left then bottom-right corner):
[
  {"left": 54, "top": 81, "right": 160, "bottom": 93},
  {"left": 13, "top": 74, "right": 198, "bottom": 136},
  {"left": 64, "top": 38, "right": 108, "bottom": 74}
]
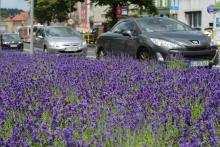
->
[{"left": 178, "top": 0, "right": 216, "bottom": 29}]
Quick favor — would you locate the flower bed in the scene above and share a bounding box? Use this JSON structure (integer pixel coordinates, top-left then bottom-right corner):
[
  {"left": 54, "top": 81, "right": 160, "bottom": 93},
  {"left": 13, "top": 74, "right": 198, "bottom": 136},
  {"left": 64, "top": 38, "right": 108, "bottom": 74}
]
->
[{"left": 0, "top": 52, "right": 219, "bottom": 146}]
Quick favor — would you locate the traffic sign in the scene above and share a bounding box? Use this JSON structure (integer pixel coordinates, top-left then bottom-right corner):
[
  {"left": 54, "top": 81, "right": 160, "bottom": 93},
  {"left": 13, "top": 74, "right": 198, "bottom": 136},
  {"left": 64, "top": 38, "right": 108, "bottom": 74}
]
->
[
  {"left": 170, "top": 6, "right": 179, "bottom": 11},
  {"left": 121, "top": 6, "right": 128, "bottom": 16},
  {"left": 207, "top": 5, "right": 215, "bottom": 14},
  {"left": 68, "top": 19, "right": 74, "bottom": 25}
]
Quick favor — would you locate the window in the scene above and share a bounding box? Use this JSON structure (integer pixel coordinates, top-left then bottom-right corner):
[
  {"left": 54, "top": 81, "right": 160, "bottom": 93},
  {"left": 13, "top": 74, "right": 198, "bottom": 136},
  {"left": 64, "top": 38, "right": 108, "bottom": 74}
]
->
[
  {"left": 123, "top": 21, "right": 139, "bottom": 36},
  {"left": 36, "top": 29, "right": 43, "bottom": 37},
  {"left": 112, "top": 22, "right": 127, "bottom": 33},
  {"left": 185, "top": 11, "right": 201, "bottom": 28},
  {"left": 160, "top": 0, "right": 168, "bottom": 7},
  {"left": 137, "top": 17, "right": 192, "bottom": 33},
  {"left": 111, "top": 21, "right": 138, "bottom": 35}
]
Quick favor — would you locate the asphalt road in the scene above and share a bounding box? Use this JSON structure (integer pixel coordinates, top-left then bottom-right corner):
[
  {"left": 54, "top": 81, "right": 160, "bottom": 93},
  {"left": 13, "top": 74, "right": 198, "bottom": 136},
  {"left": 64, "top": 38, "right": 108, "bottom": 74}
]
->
[{"left": 24, "top": 43, "right": 220, "bottom": 68}]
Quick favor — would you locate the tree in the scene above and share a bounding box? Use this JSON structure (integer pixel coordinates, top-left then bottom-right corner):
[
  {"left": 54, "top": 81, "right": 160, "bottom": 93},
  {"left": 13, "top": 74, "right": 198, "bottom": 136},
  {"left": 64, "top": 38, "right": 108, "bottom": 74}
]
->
[
  {"left": 34, "top": 0, "right": 84, "bottom": 25},
  {"left": 129, "top": 0, "right": 157, "bottom": 15},
  {"left": 91, "top": 0, "right": 127, "bottom": 27},
  {"left": 91, "top": 0, "right": 158, "bottom": 27}
]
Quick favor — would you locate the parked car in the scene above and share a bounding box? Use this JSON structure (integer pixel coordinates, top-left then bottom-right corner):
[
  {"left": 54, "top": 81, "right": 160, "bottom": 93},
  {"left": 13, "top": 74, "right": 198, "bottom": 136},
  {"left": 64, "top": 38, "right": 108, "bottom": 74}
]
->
[
  {"left": 96, "top": 16, "right": 218, "bottom": 67},
  {"left": 0, "top": 33, "right": 23, "bottom": 51},
  {"left": 33, "top": 26, "right": 87, "bottom": 56}
]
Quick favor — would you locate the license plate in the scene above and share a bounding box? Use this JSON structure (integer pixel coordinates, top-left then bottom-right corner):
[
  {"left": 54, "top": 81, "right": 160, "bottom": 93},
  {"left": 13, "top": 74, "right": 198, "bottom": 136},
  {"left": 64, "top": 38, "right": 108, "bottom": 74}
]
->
[
  {"left": 190, "top": 60, "right": 209, "bottom": 67},
  {"left": 10, "top": 45, "right": 17, "bottom": 48},
  {"left": 65, "top": 48, "right": 78, "bottom": 52}
]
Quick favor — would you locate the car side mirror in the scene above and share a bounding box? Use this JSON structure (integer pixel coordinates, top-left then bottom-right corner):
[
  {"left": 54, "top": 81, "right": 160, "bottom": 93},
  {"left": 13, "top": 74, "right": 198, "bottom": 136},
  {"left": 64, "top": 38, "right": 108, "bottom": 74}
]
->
[{"left": 122, "top": 30, "right": 133, "bottom": 38}]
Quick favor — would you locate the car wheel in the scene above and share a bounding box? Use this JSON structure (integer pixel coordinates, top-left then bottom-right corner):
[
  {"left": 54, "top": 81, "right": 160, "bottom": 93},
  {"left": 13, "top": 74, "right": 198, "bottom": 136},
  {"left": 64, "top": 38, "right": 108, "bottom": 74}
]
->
[
  {"left": 96, "top": 48, "right": 106, "bottom": 60},
  {"left": 137, "top": 48, "right": 151, "bottom": 60}
]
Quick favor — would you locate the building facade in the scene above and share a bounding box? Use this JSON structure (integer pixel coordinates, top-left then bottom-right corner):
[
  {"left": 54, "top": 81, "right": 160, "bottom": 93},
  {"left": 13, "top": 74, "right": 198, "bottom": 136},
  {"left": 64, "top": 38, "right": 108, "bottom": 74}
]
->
[
  {"left": 155, "top": 0, "right": 179, "bottom": 19},
  {"left": 72, "top": 0, "right": 107, "bottom": 33},
  {"left": 178, "top": 0, "right": 220, "bottom": 29},
  {"left": 4, "top": 12, "right": 30, "bottom": 33}
]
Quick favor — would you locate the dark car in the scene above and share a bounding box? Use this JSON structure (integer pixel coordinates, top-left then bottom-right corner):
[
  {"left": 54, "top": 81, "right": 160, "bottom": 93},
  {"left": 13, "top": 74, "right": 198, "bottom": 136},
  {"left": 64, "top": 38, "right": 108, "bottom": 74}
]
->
[
  {"left": 0, "top": 33, "right": 24, "bottom": 51},
  {"left": 96, "top": 16, "right": 218, "bottom": 67}
]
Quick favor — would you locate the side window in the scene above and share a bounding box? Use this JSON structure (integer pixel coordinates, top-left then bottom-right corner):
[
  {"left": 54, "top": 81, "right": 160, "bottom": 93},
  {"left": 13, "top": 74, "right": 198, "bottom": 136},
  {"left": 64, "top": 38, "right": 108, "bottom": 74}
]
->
[
  {"left": 42, "top": 30, "right": 45, "bottom": 37},
  {"left": 35, "top": 29, "right": 41, "bottom": 37},
  {"left": 36, "top": 29, "right": 44, "bottom": 37},
  {"left": 123, "top": 21, "right": 139, "bottom": 36},
  {"left": 112, "top": 22, "right": 126, "bottom": 34}
]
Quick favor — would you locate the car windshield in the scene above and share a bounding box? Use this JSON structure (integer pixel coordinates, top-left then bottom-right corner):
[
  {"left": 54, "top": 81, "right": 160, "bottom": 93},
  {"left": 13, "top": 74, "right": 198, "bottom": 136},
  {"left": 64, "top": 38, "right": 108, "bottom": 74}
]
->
[
  {"left": 2, "top": 34, "right": 20, "bottom": 40},
  {"left": 137, "top": 17, "right": 193, "bottom": 33},
  {"left": 45, "top": 27, "right": 80, "bottom": 37}
]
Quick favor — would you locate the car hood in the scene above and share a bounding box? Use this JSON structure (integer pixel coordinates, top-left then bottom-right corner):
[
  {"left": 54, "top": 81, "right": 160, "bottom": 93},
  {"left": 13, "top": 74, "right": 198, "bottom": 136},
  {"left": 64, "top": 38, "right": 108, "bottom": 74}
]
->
[
  {"left": 146, "top": 31, "right": 210, "bottom": 49},
  {"left": 3, "top": 39, "right": 22, "bottom": 42},
  {"left": 46, "top": 36, "right": 83, "bottom": 44}
]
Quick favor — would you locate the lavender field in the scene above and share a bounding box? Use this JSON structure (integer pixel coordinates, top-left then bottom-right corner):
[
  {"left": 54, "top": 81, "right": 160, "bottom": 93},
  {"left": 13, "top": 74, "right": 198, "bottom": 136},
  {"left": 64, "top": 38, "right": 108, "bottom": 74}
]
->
[{"left": 0, "top": 52, "right": 219, "bottom": 146}]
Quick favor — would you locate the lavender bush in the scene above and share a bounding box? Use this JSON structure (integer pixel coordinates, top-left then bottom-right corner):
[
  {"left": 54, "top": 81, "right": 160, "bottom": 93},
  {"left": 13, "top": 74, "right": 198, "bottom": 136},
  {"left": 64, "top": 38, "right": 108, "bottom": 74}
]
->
[{"left": 0, "top": 52, "right": 219, "bottom": 146}]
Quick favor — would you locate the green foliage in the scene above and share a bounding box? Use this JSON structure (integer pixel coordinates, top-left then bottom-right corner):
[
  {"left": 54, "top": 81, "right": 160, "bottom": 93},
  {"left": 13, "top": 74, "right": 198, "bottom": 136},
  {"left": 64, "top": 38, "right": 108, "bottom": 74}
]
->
[
  {"left": 167, "top": 60, "right": 188, "bottom": 70},
  {"left": 0, "top": 8, "right": 24, "bottom": 19},
  {"left": 34, "top": 0, "right": 84, "bottom": 25},
  {"left": 191, "top": 99, "right": 205, "bottom": 121},
  {"left": 91, "top": 0, "right": 158, "bottom": 27}
]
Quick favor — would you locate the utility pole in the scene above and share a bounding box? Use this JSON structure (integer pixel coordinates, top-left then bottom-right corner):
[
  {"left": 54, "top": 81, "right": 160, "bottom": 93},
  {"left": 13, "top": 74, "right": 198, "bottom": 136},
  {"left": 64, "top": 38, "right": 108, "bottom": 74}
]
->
[
  {"left": 25, "top": 0, "right": 34, "bottom": 53},
  {"left": 0, "top": 0, "right": 2, "bottom": 33},
  {"left": 30, "top": 0, "right": 34, "bottom": 53}
]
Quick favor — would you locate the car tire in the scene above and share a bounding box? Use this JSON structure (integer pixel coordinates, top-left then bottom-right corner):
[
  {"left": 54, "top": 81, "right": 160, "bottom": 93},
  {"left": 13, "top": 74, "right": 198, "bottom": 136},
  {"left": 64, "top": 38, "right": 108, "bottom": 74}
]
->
[
  {"left": 137, "top": 47, "right": 152, "bottom": 60},
  {"left": 96, "top": 47, "right": 106, "bottom": 60}
]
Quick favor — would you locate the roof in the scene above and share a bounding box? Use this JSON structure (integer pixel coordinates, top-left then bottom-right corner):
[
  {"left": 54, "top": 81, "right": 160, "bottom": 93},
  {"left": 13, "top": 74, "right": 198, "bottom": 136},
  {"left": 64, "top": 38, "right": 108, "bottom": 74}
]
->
[
  {"left": 5, "top": 16, "right": 13, "bottom": 22},
  {"left": 12, "top": 12, "right": 29, "bottom": 22}
]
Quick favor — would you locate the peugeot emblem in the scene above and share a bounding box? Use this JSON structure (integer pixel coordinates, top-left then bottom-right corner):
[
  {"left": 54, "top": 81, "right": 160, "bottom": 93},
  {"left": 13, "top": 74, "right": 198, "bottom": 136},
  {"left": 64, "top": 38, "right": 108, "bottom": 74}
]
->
[{"left": 191, "top": 40, "right": 200, "bottom": 45}]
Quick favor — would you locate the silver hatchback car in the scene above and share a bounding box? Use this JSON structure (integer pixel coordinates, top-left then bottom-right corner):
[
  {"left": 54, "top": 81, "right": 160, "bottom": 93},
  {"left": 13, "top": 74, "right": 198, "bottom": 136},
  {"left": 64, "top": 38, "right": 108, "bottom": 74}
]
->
[{"left": 34, "top": 26, "right": 87, "bottom": 56}]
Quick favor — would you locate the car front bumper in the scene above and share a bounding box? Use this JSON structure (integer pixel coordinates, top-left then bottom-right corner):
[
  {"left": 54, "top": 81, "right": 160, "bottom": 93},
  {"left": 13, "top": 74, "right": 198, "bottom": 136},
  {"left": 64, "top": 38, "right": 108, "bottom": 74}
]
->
[
  {"left": 47, "top": 47, "right": 87, "bottom": 56},
  {"left": 157, "top": 47, "right": 219, "bottom": 67},
  {"left": 1, "top": 43, "right": 23, "bottom": 50}
]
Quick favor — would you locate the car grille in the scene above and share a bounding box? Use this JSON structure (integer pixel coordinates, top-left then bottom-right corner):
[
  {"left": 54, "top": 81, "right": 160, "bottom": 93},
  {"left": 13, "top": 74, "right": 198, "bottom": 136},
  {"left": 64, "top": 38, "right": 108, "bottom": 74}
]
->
[
  {"left": 59, "top": 49, "right": 83, "bottom": 53},
  {"left": 169, "top": 49, "right": 217, "bottom": 60},
  {"left": 62, "top": 43, "right": 80, "bottom": 47}
]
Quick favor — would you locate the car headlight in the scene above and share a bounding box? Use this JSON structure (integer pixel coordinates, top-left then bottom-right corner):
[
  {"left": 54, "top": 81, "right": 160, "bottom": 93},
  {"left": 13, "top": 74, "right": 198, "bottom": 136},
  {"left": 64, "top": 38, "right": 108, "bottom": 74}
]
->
[
  {"left": 49, "top": 42, "right": 60, "bottom": 48},
  {"left": 3, "top": 41, "right": 10, "bottom": 44},
  {"left": 210, "top": 40, "right": 215, "bottom": 46},
  {"left": 150, "top": 38, "right": 180, "bottom": 49}
]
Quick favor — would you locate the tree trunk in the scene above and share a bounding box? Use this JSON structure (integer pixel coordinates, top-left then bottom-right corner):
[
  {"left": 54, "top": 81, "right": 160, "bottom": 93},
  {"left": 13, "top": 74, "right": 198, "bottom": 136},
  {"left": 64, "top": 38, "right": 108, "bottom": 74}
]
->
[
  {"left": 47, "top": 21, "right": 50, "bottom": 26},
  {"left": 112, "top": 3, "right": 118, "bottom": 26},
  {"left": 139, "top": 5, "right": 143, "bottom": 15}
]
